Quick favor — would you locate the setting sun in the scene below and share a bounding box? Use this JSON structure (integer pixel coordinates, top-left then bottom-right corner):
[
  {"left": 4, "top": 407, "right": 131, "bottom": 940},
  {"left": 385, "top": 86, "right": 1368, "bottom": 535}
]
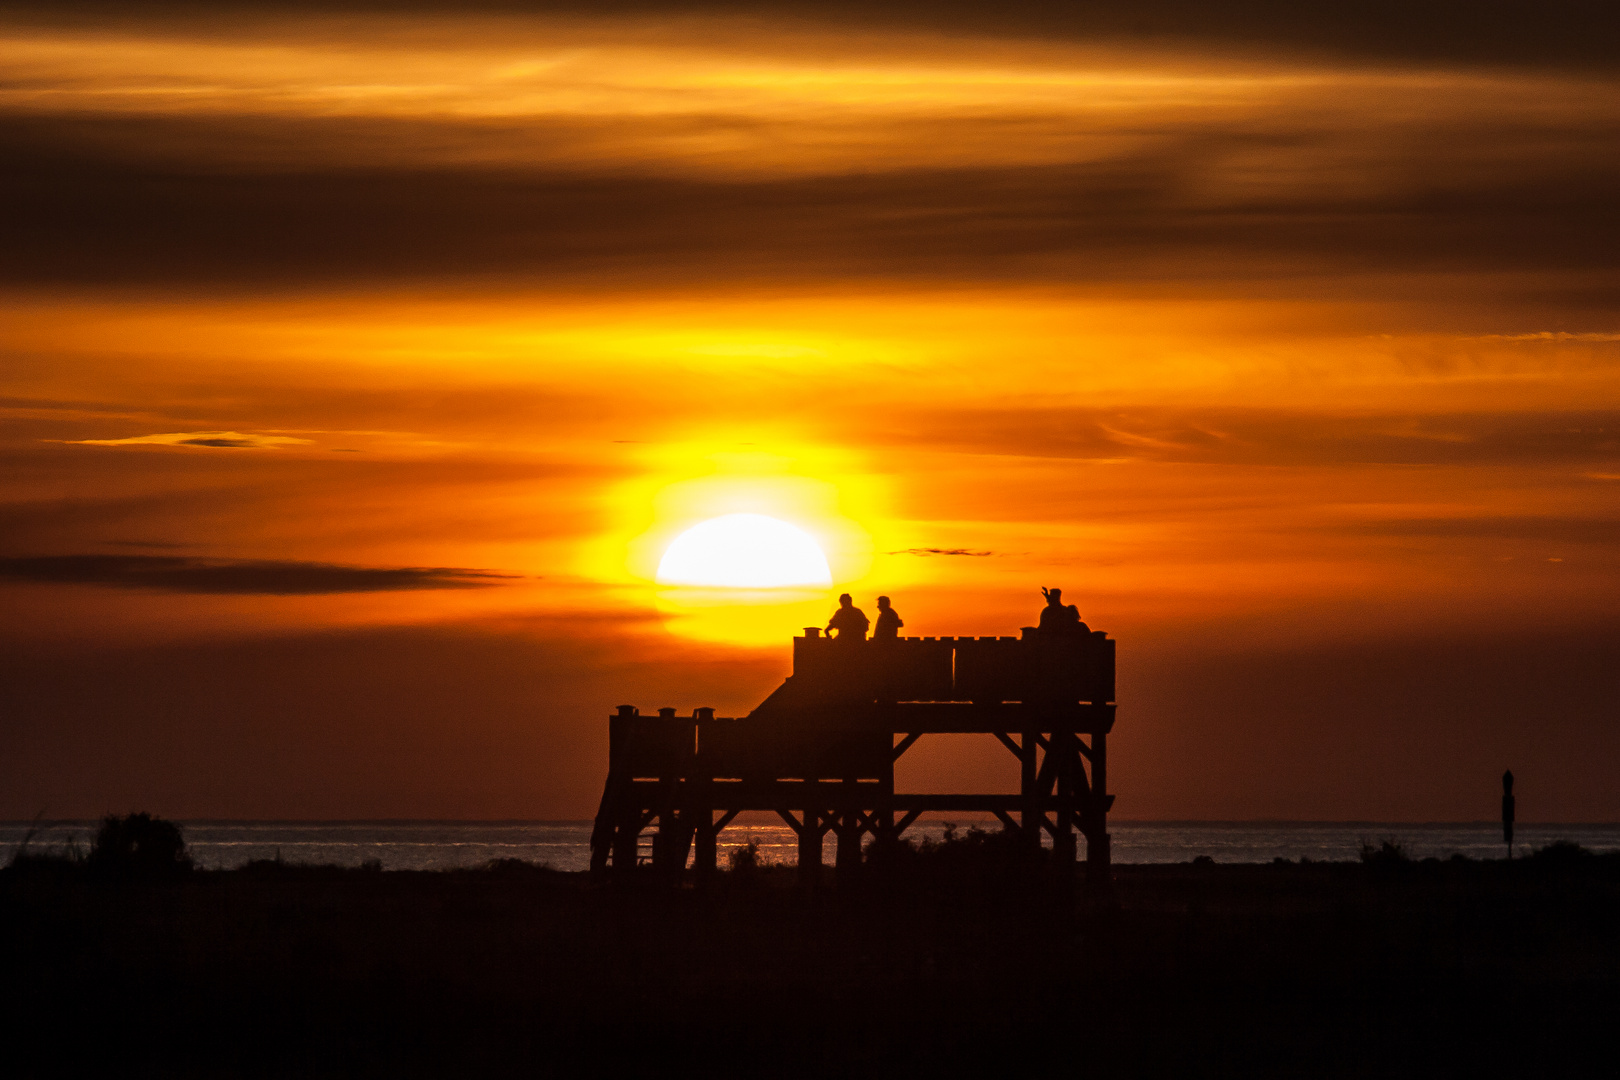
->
[{"left": 655, "top": 513, "right": 833, "bottom": 588}]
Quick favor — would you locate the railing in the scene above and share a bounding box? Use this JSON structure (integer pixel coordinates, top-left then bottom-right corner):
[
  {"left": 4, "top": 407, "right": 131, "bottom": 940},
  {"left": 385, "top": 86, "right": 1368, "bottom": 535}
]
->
[{"left": 791, "top": 630, "right": 1114, "bottom": 704}]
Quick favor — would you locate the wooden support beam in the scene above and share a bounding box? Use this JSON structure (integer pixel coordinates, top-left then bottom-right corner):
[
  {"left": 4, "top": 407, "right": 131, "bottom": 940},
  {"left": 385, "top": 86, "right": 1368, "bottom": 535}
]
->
[
  {"left": 610, "top": 806, "right": 639, "bottom": 872},
  {"left": 692, "top": 770, "right": 717, "bottom": 880},
  {"left": 590, "top": 769, "right": 628, "bottom": 875},
  {"left": 835, "top": 777, "right": 862, "bottom": 873},
  {"left": 694, "top": 813, "right": 717, "bottom": 878},
  {"left": 797, "top": 806, "right": 822, "bottom": 880},
  {"left": 775, "top": 808, "right": 805, "bottom": 836},
  {"left": 1053, "top": 731, "right": 1077, "bottom": 869},
  {"left": 1020, "top": 729, "right": 1041, "bottom": 854},
  {"left": 991, "top": 808, "right": 1019, "bottom": 832},
  {"left": 894, "top": 809, "right": 923, "bottom": 835},
  {"left": 849, "top": 809, "right": 883, "bottom": 834},
  {"left": 892, "top": 794, "right": 1038, "bottom": 812},
  {"left": 878, "top": 748, "right": 895, "bottom": 846},
  {"left": 873, "top": 701, "right": 1115, "bottom": 734},
  {"left": 1036, "top": 743, "right": 1060, "bottom": 798},
  {"left": 1092, "top": 731, "right": 1107, "bottom": 809},
  {"left": 891, "top": 732, "right": 923, "bottom": 762},
  {"left": 993, "top": 731, "right": 1022, "bottom": 760},
  {"left": 1086, "top": 730, "right": 1111, "bottom": 887}
]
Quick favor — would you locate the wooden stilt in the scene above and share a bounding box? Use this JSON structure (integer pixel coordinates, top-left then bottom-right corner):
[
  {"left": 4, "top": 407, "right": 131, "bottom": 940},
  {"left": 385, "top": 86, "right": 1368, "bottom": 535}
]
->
[
  {"left": 1086, "top": 731, "right": 1111, "bottom": 886},
  {"left": 877, "top": 755, "right": 895, "bottom": 848},
  {"left": 1054, "top": 730, "right": 1078, "bottom": 869},
  {"left": 835, "top": 776, "right": 862, "bottom": 874},
  {"left": 1020, "top": 730, "right": 1041, "bottom": 855},
  {"left": 799, "top": 780, "right": 823, "bottom": 886},
  {"left": 695, "top": 811, "right": 717, "bottom": 880}
]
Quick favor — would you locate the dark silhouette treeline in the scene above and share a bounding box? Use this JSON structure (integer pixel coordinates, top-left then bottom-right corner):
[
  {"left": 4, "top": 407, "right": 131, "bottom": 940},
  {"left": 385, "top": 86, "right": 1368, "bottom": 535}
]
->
[{"left": 4, "top": 815, "right": 1620, "bottom": 1077}]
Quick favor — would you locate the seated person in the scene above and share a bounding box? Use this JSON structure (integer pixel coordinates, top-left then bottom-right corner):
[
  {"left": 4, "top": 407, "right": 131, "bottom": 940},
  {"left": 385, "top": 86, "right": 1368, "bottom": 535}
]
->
[
  {"left": 825, "top": 593, "right": 870, "bottom": 641},
  {"left": 872, "top": 595, "right": 903, "bottom": 639},
  {"left": 1037, "top": 587, "right": 1089, "bottom": 635}
]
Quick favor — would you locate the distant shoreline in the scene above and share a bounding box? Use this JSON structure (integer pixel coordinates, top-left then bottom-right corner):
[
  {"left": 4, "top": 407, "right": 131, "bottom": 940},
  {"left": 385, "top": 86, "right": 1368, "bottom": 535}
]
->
[{"left": 7, "top": 819, "right": 1619, "bottom": 874}]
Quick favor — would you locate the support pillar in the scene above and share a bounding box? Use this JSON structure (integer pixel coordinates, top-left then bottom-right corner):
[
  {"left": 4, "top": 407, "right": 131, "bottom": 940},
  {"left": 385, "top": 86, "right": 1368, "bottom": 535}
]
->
[
  {"left": 610, "top": 814, "right": 638, "bottom": 872},
  {"left": 604, "top": 706, "right": 639, "bottom": 873},
  {"left": 798, "top": 782, "right": 823, "bottom": 887},
  {"left": 693, "top": 708, "right": 716, "bottom": 882},
  {"left": 694, "top": 812, "right": 717, "bottom": 880},
  {"left": 1054, "top": 730, "right": 1078, "bottom": 869},
  {"left": 1020, "top": 730, "right": 1042, "bottom": 855},
  {"left": 835, "top": 777, "right": 862, "bottom": 876},
  {"left": 877, "top": 757, "right": 895, "bottom": 848},
  {"left": 651, "top": 773, "right": 680, "bottom": 873},
  {"left": 1086, "top": 731, "right": 1111, "bottom": 886}
]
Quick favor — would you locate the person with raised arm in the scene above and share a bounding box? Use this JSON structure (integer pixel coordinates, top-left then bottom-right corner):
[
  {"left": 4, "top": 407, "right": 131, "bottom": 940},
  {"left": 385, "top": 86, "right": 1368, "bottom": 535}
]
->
[{"left": 1037, "top": 586, "right": 1089, "bottom": 635}]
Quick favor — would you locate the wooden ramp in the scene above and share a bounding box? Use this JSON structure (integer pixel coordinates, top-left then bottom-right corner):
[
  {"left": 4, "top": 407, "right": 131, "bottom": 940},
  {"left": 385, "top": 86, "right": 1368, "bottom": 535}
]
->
[{"left": 589, "top": 627, "right": 1116, "bottom": 884}]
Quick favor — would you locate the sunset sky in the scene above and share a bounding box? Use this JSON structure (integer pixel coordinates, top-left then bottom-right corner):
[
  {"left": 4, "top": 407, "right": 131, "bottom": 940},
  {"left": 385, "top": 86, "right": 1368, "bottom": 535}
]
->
[{"left": 3, "top": 0, "right": 1617, "bottom": 822}]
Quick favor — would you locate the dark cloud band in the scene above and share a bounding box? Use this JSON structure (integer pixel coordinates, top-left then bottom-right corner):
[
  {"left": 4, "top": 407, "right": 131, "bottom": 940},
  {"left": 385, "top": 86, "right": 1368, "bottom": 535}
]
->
[
  {"left": 3, "top": 115, "right": 1617, "bottom": 300},
  {"left": 5, "top": 1, "right": 1618, "bottom": 73}
]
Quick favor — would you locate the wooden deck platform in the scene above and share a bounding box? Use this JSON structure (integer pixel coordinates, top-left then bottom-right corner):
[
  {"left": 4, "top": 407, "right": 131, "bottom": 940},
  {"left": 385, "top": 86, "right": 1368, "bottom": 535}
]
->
[{"left": 589, "top": 626, "right": 1116, "bottom": 883}]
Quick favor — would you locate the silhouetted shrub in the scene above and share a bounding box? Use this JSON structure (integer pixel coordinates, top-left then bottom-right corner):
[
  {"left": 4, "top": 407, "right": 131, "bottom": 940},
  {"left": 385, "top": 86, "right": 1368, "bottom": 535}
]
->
[
  {"left": 1358, "top": 838, "right": 1409, "bottom": 868},
  {"left": 1191, "top": 855, "right": 1214, "bottom": 867},
  {"left": 862, "top": 832, "right": 920, "bottom": 870},
  {"left": 1531, "top": 840, "right": 1594, "bottom": 868},
  {"left": 863, "top": 822, "right": 1038, "bottom": 886},
  {"left": 87, "top": 812, "right": 192, "bottom": 878},
  {"left": 484, "top": 857, "right": 553, "bottom": 874},
  {"left": 728, "top": 838, "right": 763, "bottom": 874}
]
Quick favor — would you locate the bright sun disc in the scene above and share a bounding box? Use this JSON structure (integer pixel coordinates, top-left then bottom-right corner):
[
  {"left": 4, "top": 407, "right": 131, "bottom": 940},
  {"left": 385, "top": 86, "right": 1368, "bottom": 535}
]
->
[{"left": 656, "top": 513, "right": 832, "bottom": 588}]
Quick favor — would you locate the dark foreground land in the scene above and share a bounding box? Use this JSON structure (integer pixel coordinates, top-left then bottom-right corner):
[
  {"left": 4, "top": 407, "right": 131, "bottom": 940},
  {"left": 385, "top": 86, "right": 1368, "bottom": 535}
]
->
[{"left": 4, "top": 850, "right": 1619, "bottom": 1078}]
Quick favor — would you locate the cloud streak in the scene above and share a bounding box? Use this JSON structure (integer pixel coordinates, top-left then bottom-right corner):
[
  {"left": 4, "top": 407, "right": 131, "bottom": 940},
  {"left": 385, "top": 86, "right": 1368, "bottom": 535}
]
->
[
  {"left": 867, "top": 408, "right": 1620, "bottom": 466},
  {"left": 0, "top": 554, "right": 516, "bottom": 593},
  {"left": 66, "top": 431, "right": 314, "bottom": 449}
]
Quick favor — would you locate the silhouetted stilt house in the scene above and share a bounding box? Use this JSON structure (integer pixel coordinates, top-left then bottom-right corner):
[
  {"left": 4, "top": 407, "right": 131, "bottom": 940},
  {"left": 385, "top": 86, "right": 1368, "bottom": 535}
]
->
[{"left": 589, "top": 623, "right": 1115, "bottom": 882}]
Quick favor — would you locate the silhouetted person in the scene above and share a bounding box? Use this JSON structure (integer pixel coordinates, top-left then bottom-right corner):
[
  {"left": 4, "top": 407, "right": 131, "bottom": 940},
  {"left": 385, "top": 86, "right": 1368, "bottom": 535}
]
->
[
  {"left": 1502, "top": 769, "right": 1515, "bottom": 856},
  {"left": 826, "top": 593, "right": 869, "bottom": 642},
  {"left": 873, "top": 595, "right": 903, "bottom": 639},
  {"left": 1037, "top": 586, "right": 1088, "bottom": 635}
]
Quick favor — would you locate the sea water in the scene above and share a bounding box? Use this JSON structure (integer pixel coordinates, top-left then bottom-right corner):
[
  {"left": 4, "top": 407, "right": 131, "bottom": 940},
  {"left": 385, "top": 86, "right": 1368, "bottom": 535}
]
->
[{"left": 5, "top": 819, "right": 1619, "bottom": 871}]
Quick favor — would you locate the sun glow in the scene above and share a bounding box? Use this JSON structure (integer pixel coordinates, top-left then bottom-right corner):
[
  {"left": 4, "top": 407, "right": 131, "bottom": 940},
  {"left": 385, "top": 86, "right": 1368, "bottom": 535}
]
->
[
  {"left": 596, "top": 441, "right": 893, "bottom": 644},
  {"left": 656, "top": 513, "right": 832, "bottom": 588}
]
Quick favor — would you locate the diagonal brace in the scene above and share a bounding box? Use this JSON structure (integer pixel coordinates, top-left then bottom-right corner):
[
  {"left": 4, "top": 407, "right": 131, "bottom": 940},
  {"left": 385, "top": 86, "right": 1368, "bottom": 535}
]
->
[{"left": 993, "top": 731, "right": 1023, "bottom": 760}]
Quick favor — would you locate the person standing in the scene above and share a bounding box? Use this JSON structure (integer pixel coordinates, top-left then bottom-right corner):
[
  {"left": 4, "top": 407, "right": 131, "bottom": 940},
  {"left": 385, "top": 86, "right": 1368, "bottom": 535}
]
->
[{"left": 873, "top": 595, "right": 903, "bottom": 639}]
